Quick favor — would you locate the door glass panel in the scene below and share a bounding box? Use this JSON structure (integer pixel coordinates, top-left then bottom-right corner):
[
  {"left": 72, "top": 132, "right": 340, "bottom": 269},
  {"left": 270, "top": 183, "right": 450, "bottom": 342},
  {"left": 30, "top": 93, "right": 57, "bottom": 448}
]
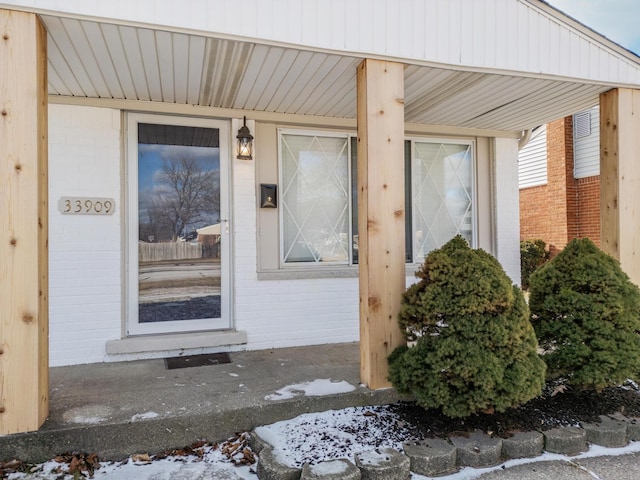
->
[{"left": 137, "top": 123, "right": 222, "bottom": 324}]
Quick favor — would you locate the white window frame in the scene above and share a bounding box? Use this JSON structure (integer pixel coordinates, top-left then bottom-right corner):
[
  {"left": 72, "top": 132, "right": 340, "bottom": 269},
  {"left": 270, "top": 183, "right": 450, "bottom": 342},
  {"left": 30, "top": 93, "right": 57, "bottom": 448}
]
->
[{"left": 125, "top": 113, "right": 231, "bottom": 336}]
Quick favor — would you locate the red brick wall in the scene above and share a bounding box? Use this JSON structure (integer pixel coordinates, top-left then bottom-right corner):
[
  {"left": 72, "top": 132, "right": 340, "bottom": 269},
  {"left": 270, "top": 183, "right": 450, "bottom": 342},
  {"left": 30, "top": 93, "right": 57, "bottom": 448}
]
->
[
  {"left": 576, "top": 176, "right": 600, "bottom": 247},
  {"left": 520, "top": 118, "right": 601, "bottom": 253},
  {"left": 519, "top": 185, "right": 552, "bottom": 241}
]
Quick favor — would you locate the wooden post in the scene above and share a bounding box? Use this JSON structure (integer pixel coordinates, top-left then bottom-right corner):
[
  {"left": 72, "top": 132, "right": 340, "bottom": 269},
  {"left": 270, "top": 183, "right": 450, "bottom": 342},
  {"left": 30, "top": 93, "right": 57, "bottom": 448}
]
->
[
  {"left": 357, "top": 59, "right": 405, "bottom": 389},
  {"left": 0, "top": 9, "right": 49, "bottom": 434},
  {"left": 600, "top": 88, "right": 640, "bottom": 285}
]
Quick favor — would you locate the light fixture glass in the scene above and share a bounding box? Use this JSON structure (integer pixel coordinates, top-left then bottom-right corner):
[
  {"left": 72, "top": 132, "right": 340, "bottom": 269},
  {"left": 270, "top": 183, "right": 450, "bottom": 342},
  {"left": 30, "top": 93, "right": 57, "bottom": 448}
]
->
[{"left": 236, "top": 116, "right": 253, "bottom": 160}]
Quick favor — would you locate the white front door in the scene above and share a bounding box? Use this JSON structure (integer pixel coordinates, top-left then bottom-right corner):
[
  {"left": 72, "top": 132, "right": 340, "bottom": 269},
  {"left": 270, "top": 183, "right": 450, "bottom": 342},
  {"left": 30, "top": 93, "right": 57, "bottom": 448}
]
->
[{"left": 126, "top": 113, "right": 230, "bottom": 335}]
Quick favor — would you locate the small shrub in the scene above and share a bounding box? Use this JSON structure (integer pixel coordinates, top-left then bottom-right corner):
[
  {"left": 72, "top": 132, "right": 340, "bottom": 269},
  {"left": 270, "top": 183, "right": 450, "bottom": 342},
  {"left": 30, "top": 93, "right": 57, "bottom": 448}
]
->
[
  {"left": 389, "top": 236, "right": 546, "bottom": 418},
  {"left": 529, "top": 238, "right": 640, "bottom": 391},
  {"left": 520, "top": 239, "right": 550, "bottom": 290}
]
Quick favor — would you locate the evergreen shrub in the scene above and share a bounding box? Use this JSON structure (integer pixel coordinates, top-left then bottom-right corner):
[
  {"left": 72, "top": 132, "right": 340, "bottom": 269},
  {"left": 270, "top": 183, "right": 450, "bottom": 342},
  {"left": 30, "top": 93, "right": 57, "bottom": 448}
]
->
[
  {"left": 529, "top": 238, "right": 640, "bottom": 390},
  {"left": 389, "top": 236, "right": 546, "bottom": 418},
  {"left": 520, "top": 239, "right": 550, "bottom": 290}
]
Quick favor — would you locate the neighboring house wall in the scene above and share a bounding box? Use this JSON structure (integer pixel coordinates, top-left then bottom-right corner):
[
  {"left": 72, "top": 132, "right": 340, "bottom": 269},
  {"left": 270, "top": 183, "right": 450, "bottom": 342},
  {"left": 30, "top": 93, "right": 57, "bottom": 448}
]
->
[
  {"left": 576, "top": 176, "right": 601, "bottom": 242},
  {"left": 519, "top": 107, "right": 601, "bottom": 254},
  {"left": 547, "top": 116, "right": 577, "bottom": 252},
  {"left": 573, "top": 107, "right": 601, "bottom": 244}
]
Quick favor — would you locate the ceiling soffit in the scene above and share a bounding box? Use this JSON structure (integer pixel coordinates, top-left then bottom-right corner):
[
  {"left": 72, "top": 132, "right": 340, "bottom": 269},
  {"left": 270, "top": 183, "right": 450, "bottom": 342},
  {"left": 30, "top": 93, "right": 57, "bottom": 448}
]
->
[{"left": 43, "top": 15, "right": 609, "bottom": 132}]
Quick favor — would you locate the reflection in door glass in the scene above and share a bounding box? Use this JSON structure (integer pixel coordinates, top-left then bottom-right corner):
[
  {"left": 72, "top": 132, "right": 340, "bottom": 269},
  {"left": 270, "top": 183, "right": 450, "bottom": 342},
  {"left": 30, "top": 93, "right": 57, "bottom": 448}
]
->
[{"left": 137, "top": 124, "right": 221, "bottom": 323}]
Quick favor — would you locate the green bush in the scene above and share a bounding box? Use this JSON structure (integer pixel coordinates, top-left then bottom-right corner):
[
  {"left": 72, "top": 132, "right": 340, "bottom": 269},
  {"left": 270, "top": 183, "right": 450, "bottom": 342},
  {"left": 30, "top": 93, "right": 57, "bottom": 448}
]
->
[
  {"left": 389, "top": 235, "right": 546, "bottom": 418},
  {"left": 529, "top": 238, "right": 640, "bottom": 391},
  {"left": 520, "top": 239, "right": 550, "bottom": 290}
]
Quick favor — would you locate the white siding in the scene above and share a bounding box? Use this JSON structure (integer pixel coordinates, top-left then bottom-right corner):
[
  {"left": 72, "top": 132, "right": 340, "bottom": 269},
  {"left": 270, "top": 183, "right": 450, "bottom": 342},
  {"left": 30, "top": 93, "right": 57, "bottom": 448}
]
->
[
  {"left": 518, "top": 125, "right": 547, "bottom": 188},
  {"left": 574, "top": 106, "right": 600, "bottom": 178},
  {"left": 5, "top": 0, "right": 640, "bottom": 86},
  {"left": 48, "top": 104, "right": 122, "bottom": 366}
]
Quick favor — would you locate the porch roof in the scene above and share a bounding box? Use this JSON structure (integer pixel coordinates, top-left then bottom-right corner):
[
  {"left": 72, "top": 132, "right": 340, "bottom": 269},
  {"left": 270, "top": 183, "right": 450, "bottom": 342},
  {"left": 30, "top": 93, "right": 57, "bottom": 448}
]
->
[{"left": 4, "top": 0, "right": 640, "bottom": 132}]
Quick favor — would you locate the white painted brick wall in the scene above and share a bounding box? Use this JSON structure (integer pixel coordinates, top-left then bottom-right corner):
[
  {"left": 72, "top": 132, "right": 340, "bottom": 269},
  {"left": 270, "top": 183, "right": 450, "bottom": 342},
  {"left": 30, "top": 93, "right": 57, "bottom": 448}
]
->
[
  {"left": 48, "top": 104, "right": 122, "bottom": 366},
  {"left": 232, "top": 138, "right": 361, "bottom": 350},
  {"left": 49, "top": 109, "right": 362, "bottom": 366},
  {"left": 493, "top": 137, "right": 522, "bottom": 285},
  {"left": 47, "top": 107, "right": 426, "bottom": 366}
]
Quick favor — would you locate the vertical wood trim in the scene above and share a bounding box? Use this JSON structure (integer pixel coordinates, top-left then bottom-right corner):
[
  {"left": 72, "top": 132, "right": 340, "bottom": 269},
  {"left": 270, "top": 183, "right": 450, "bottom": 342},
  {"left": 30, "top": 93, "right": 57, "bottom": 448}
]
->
[
  {"left": 0, "top": 9, "right": 49, "bottom": 434},
  {"left": 600, "top": 89, "right": 620, "bottom": 260},
  {"left": 600, "top": 88, "right": 640, "bottom": 285},
  {"left": 357, "top": 59, "right": 405, "bottom": 390}
]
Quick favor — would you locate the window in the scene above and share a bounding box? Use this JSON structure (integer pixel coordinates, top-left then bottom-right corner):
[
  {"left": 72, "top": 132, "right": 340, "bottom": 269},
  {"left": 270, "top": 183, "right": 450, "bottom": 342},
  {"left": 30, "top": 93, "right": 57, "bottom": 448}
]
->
[
  {"left": 278, "top": 130, "right": 475, "bottom": 266},
  {"left": 280, "top": 131, "right": 351, "bottom": 264},
  {"left": 411, "top": 140, "right": 474, "bottom": 259}
]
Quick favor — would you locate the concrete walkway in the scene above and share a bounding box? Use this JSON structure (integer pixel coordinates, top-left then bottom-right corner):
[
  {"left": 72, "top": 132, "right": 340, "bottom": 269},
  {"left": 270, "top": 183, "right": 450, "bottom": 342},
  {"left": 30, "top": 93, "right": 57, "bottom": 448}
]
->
[
  {"left": 1, "top": 342, "right": 639, "bottom": 479},
  {"left": 477, "top": 451, "right": 640, "bottom": 479},
  {"left": 0, "top": 343, "right": 400, "bottom": 462}
]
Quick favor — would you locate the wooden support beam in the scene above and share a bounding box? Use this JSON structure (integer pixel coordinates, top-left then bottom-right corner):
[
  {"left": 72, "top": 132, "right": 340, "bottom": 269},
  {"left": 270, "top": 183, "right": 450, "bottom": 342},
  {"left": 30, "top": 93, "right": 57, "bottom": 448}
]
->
[
  {"left": 357, "top": 59, "right": 405, "bottom": 390},
  {"left": 0, "top": 9, "right": 49, "bottom": 434},
  {"left": 600, "top": 88, "right": 640, "bottom": 285}
]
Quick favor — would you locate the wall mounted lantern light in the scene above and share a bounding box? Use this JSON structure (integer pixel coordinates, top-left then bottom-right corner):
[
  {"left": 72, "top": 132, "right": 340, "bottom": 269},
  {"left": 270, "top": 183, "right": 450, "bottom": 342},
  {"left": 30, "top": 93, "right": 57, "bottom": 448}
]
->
[{"left": 236, "top": 116, "right": 254, "bottom": 160}]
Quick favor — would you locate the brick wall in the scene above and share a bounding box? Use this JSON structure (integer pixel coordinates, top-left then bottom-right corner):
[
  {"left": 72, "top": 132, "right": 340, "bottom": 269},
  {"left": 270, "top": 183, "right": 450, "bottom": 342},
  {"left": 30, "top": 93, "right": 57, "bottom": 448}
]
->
[
  {"left": 48, "top": 104, "right": 123, "bottom": 366},
  {"left": 519, "top": 184, "right": 551, "bottom": 240},
  {"left": 48, "top": 105, "right": 361, "bottom": 366},
  {"left": 520, "top": 117, "right": 601, "bottom": 254},
  {"left": 576, "top": 176, "right": 601, "bottom": 246}
]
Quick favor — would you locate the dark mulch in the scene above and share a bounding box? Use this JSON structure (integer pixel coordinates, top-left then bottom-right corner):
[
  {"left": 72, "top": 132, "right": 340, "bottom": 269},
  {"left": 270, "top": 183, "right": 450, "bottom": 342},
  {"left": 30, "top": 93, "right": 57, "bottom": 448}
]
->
[{"left": 389, "top": 378, "right": 640, "bottom": 440}]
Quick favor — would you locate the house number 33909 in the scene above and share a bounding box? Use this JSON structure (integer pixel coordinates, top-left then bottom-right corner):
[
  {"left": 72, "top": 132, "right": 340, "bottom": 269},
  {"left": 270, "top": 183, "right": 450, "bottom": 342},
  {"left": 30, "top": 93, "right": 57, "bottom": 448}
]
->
[{"left": 58, "top": 197, "right": 115, "bottom": 215}]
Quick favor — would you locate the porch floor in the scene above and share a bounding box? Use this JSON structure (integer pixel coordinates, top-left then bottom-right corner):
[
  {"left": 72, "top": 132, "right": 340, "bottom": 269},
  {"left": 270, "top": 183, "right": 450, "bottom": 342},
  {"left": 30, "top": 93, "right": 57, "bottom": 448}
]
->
[{"left": 0, "top": 343, "right": 402, "bottom": 463}]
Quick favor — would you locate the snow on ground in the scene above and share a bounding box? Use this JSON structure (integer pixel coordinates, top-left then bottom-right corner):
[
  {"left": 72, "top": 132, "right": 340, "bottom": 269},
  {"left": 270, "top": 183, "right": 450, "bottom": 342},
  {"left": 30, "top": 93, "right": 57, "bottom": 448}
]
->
[
  {"left": 130, "top": 411, "right": 159, "bottom": 422},
  {"left": 264, "top": 378, "right": 356, "bottom": 400},
  {"left": 255, "top": 405, "right": 412, "bottom": 466},
  {"left": 6, "top": 404, "right": 640, "bottom": 479},
  {"left": 7, "top": 378, "right": 640, "bottom": 480},
  {"left": 7, "top": 448, "right": 256, "bottom": 480}
]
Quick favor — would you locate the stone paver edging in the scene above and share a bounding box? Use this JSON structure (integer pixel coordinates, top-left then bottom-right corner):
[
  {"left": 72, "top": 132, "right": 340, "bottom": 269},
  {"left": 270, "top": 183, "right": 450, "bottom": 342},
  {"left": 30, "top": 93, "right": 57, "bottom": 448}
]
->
[{"left": 251, "top": 414, "right": 640, "bottom": 479}]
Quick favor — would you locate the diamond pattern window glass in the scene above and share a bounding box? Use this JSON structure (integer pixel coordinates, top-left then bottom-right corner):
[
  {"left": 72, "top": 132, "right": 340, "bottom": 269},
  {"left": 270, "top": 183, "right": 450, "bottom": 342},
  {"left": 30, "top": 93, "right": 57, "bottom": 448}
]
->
[
  {"left": 280, "top": 133, "right": 350, "bottom": 264},
  {"left": 412, "top": 141, "right": 473, "bottom": 260}
]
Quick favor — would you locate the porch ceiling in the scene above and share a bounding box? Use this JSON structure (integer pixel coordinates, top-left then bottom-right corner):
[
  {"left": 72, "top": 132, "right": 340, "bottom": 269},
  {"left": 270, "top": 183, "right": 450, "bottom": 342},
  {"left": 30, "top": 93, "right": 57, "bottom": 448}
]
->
[{"left": 43, "top": 15, "right": 609, "bottom": 132}]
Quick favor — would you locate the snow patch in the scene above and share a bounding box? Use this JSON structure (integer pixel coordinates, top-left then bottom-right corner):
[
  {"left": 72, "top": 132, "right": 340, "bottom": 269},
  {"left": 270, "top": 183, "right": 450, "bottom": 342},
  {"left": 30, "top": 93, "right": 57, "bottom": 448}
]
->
[
  {"left": 309, "top": 459, "right": 349, "bottom": 474},
  {"left": 130, "top": 411, "right": 159, "bottom": 422},
  {"left": 357, "top": 449, "right": 391, "bottom": 466},
  {"left": 62, "top": 405, "right": 113, "bottom": 425},
  {"left": 265, "top": 379, "right": 356, "bottom": 400},
  {"left": 254, "top": 406, "right": 411, "bottom": 467}
]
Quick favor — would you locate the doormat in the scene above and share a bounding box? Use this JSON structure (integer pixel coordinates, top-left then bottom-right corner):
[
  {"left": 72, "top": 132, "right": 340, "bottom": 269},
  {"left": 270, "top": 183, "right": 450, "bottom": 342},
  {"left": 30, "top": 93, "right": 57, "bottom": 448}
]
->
[{"left": 164, "top": 352, "right": 232, "bottom": 370}]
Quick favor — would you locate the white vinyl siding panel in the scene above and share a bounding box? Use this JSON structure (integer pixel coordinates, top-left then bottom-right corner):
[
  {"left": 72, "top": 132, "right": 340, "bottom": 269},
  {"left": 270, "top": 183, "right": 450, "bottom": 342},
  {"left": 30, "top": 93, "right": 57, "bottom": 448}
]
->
[
  {"left": 18, "top": 0, "right": 640, "bottom": 85},
  {"left": 518, "top": 125, "right": 547, "bottom": 188},
  {"left": 574, "top": 107, "right": 600, "bottom": 179}
]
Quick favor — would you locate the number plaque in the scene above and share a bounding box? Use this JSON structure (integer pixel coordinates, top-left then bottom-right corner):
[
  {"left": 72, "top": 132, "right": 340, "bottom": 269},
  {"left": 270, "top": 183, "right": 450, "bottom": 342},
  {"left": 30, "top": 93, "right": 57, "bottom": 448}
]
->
[{"left": 58, "top": 197, "right": 115, "bottom": 215}]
